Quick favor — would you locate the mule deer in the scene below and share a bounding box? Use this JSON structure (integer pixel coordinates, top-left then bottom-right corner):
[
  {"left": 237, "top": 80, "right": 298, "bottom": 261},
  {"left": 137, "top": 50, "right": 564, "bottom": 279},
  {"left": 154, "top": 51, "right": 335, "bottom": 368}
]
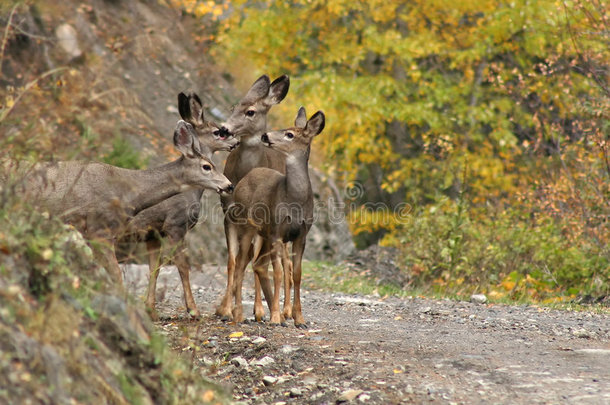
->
[
  {"left": 216, "top": 74, "right": 292, "bottom": 321},
  {"left": 225, "top": 108, "right": 325, "bottom": 327},
  {"left": 120, "top": 91, "right": 238, "bottom": 319},
  {"left": 23, "top": 121, "right": 233, "bottom": 287}
]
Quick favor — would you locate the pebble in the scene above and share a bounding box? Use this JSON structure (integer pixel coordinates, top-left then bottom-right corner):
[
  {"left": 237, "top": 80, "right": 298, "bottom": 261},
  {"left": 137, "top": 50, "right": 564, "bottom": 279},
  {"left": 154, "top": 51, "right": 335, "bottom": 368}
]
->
[
  {"left": 337, "top": 389, "right": 363, "bottom": 402},
  {"left": 231, "top": 356, "right": 248, "bottom": 368},
  {"left": 290, "top": 388, "right": 303, "bottom": 397},
  {"left": 262, "top": 376, "right": 278, "bottom": 386},
  {"left": 253, "top": 356, "right": 275, "bottom": 367},
  {"left": 281, "top": 345, "right": 299, "bottom": 354},
  {"left": 252, "top": 337, "right": 267, "bottom": 344},
  {"left": 470, "top": 294, "right": 487, "bottom": 304},
  {"left": 572, "top": 328, "right": 592, "bottom": 338}
]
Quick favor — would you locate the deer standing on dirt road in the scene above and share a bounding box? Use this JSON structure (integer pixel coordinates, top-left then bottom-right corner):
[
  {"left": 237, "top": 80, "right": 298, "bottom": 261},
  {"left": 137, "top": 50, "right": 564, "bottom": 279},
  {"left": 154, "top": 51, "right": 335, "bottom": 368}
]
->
[
  {"left": 225, "top": 108, "right": 325, "bottom": 327},
  {"left": 120, "top": 92, "right": 238, "bottom": 319},
  {"left": 215, "top": 74, "right": 292, "bottom": 322},
  {"left": 22, "top": 121, "right": 233, "bottom": 289}
]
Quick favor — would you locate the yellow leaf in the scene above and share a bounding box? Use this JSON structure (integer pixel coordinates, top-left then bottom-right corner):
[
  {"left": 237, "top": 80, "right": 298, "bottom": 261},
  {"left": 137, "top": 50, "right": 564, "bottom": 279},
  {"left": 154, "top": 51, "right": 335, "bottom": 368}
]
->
[
  {"left": 501, "top": 280, "right": 516, "bottom": 291},
  {"left": 201, "top": 390, "right": 215, "bottom": 402},
  {"left": 229, "top": 331, "right": 244, "bottom": 338},
  {"left": 488, "top": 290, "right": 505, "bottom": 299},
  {"left": 393, "top": 369, "right": 403, "bottom": 374}
]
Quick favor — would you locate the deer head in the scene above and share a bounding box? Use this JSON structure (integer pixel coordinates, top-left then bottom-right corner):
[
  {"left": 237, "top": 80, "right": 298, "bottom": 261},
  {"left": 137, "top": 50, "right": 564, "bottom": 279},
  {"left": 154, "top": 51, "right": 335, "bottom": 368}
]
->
[
  {"left": 220, "top": 75, "right": 290, "bottom": 138},
  {"left": 261, "top": 108, "right": 325, "bottom": 156},
  {"left": 178, "top": 91, "right": 239, "bottom": 154},
  {"left": 173, "top": 120, "right": 234, "bottom": 194}
]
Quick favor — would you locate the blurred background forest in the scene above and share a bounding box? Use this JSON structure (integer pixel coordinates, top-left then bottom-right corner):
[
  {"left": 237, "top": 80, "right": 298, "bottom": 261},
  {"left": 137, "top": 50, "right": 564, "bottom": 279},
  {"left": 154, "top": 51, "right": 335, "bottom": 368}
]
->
[{"left": 1, "top": 0, "right": 608, "bottom": 305}]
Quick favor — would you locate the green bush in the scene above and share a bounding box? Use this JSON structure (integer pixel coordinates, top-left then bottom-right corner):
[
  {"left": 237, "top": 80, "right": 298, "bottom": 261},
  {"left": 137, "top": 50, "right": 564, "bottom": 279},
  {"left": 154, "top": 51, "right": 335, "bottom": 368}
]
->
[{"left": 396, "top": 199, "right": 608, "bottom": 301}]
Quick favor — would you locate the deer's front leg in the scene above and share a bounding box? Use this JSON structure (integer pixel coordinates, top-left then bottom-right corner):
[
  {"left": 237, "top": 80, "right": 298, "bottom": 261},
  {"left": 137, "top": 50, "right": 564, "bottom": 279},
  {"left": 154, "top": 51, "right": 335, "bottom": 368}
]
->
[
  {"left": 216, "top": 220, "right": 238, "bottom": 320},
  {"left": 145, "top": 238, "right": 162, "bottom": 320},
  {"left": 269, "top": 240, "right": 285, "bottom": 325},
  {"left": 171, "top": 239, "right": 200, "bottom": 319},
  {"left": 252, "top": 238, "right": 271, "bottom": 322},
  {"left": 232, "top": 230, "right": 255, "bottom": 323},
  {"left": 281, "top": 242, "right": 294, "bottom": 321},
  {"left": 291, "top": 237, "right": 307, "bottom": 328}
]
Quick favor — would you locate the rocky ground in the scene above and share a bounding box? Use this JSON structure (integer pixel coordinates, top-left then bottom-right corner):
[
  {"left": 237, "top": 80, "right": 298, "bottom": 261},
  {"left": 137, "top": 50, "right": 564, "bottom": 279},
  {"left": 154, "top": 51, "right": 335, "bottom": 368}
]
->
[{"left": 123, "top": 264, "right": 610, "bottom": 404}]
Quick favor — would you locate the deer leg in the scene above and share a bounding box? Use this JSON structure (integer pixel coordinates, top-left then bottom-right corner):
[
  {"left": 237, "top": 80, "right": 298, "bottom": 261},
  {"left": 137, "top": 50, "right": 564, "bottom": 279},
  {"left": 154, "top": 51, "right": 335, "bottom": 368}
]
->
[
  {"left": 232, "top": 230, "right": 255, "bottom": 323},
  {"left": 216, "top": 219, "right": 238, "bottom": 320},
  {"left": 145, "top": 238, "right": 162, "bottom": 321},
  {"left": 171, "top": 238, "right": 200, "bottom": 319},
  {"left": 94, "top": 239, "right": 124, "bottom": 287},
  {"left": 291, "top": 237, "right": 307, "bottom": 328},
  {"left": 269, "top": 240, "right": 285, "bottom": 325},
  {"left": 281, "top": 242, "right": 294, "bottom": 321},
  {"left": 253, "top": 239, "right": 275, "bottom": 322},
  {"left": 252, "top": 237, "right": 270, "bottom": 322}
]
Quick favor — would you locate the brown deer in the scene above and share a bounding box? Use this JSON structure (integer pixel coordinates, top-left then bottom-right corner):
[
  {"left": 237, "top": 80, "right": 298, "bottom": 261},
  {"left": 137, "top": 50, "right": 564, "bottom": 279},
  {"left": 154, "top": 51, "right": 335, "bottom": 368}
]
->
[
  {"left": 225, "top": 107, "right": 325, "bottom": 327},
  {"left": 120, "top": 91, "right": 238, "bottom": 319},
  {"left": 216, "top": 74, "right": 292, "bottom": 322},
  {"left": 23, "top": 121, "right": 233, "bottom": 288}
]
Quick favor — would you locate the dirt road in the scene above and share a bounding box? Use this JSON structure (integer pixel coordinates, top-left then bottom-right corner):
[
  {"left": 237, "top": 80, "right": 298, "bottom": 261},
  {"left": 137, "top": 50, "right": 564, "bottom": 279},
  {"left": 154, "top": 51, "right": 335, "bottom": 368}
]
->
[{"left": 124, "top": 264, "right": 610, "bottom": 404}]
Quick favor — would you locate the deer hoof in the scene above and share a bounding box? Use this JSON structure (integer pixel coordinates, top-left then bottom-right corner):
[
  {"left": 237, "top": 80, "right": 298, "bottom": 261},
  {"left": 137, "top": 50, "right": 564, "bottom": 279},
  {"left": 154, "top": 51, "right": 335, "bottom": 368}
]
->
[{"left": 295, "top": 322, "right": 308, "bottom": 330}]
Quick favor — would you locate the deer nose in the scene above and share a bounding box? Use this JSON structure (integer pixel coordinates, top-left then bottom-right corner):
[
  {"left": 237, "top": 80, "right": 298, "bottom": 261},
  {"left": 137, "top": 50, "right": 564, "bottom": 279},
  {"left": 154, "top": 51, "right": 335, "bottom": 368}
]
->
[
  {"left": 220, "top": 126, "right": 232, "bottom": 136},
  {"left": 219, "top": 127, "right": 230, "bottom": 137},
  {"left": 226, "top": 184, "right": 234, "bottom": 194},
  {"left": 261, "top": 133, "right": 270, "bottom": 144}
]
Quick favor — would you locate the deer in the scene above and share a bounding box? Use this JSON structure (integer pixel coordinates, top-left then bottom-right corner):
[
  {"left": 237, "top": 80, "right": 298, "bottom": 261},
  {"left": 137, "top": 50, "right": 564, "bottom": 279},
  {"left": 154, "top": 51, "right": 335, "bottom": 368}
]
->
[
  {"left": 119, "top": 91, "right": 239, "bottom": 320},
  {"left": 215, "top": 74, "right": 294, "bottom": 323},
  {"left": 22, "top": 120, "right": 233, "bottom": 289},
  {"left": 225, "top": 107, "right": 325, "bottom": 328}
]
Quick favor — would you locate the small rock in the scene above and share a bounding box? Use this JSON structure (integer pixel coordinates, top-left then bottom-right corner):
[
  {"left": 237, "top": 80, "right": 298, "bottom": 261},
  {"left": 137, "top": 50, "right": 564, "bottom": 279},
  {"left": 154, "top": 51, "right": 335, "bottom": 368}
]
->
[
  {"left": 281, "top": 344, "right": 299, "bottom": 354},
  {"left": 572, "top": 328, "right": 592, "bottom": 338},
  {"left": 421, "top": 307, "right": 432, "bottom": 314},
  {"left": 252, "top": 336, "right": 267, "bottom": 344},
  {"left": 470, "top": 294, "right": 487, "bottom": 304},
  {"left": 253, "top": 356, "right": 275, "bottom": 367},
  {"left": 290, "top": 388, "right": 303, "bottom": 397},
  {"left": 262, "top": 376, "right": 278, "bottom": 386},
  {"left": 358, "top": 393, "right": 371, "bottom": 402},
  {"left": 55, "top": 24, "right": 82, "bottom": 59},
  {"left": 231, "top": 356, "right": 248, "bottom": 368},
  {"left": 337, "top": 389, "right": 363, "bottom": 403}
]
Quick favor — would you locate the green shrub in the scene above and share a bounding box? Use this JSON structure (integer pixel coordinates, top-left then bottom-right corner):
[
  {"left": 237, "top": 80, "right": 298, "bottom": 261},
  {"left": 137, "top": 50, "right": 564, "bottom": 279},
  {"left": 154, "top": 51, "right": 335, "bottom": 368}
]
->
[{"left": 395, "top": 199, "right": 608, "bottom": 301}]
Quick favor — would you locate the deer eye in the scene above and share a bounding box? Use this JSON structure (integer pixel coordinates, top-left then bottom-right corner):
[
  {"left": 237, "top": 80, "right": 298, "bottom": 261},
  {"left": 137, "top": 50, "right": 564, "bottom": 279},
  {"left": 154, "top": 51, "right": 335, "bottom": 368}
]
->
[
  {"left": 202, "top": 164, "right": 212, "bottom": 171},
  {"left": 246, "top": 110, "right": 256, "bottom": 117},
  {"left": 286, "top": 132, "right": 294, "bottom": 139}
]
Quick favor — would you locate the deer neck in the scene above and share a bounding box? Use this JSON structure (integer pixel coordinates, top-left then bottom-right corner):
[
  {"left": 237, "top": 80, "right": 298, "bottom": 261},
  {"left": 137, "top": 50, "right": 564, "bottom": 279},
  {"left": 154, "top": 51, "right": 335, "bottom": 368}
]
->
[
  {"left": 284, "top": 150, "right": 311, "bottom": 203},
  {"left": 126, "top": 158, "right": 191, "bottom": 212}
]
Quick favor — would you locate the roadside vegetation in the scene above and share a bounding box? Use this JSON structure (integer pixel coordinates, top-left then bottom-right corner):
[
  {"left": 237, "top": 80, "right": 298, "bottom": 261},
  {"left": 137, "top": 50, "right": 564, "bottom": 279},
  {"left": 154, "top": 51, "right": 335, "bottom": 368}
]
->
[{"left": 190, "top": 0, "right": 608, "bottom": 303}]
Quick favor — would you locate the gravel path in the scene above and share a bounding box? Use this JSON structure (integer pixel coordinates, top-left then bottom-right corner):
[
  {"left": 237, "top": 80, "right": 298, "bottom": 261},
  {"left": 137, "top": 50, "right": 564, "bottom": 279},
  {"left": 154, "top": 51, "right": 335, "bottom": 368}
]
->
[{"left": 123, "top": 263, "right": 610, "bottom": 404}]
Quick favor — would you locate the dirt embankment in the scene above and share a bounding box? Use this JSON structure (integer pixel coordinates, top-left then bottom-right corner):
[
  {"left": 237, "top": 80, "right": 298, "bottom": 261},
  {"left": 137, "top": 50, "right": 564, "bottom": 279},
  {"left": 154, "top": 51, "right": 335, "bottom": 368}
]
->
[{"left": 124, "top": 263, "right": 610, "bottom": 404}]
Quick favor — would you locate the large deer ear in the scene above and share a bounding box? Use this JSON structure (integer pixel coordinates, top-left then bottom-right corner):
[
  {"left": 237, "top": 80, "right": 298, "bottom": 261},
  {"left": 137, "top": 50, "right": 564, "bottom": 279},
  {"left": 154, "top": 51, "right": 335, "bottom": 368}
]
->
[
  {"left": 178, "top": 91, "right": 205, "bottom": 126},
  {"left": 243, "top": 75, "right": 271, "bottom": 103},
  {"left": 294, "top": 106, "right": 307, "bottom": 128},
  {"left": 174, "top": 121, "right": 202, "bottom": 157},
  {"left": 264, "top": 75, "right": 290, "bottom": 106},
  {"left": 304, "top": 111, "right": 325, "bottom": 137}
]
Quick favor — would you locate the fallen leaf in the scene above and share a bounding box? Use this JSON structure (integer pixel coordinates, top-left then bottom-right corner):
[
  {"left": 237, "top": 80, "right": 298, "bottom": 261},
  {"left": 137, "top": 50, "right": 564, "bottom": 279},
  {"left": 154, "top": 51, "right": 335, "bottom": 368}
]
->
[
  {"left": 201, "top": 390, "right": 214, "bottom": 402},
  {"left": 229, "top": 331, "right": 244, "bottom": 338}
]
